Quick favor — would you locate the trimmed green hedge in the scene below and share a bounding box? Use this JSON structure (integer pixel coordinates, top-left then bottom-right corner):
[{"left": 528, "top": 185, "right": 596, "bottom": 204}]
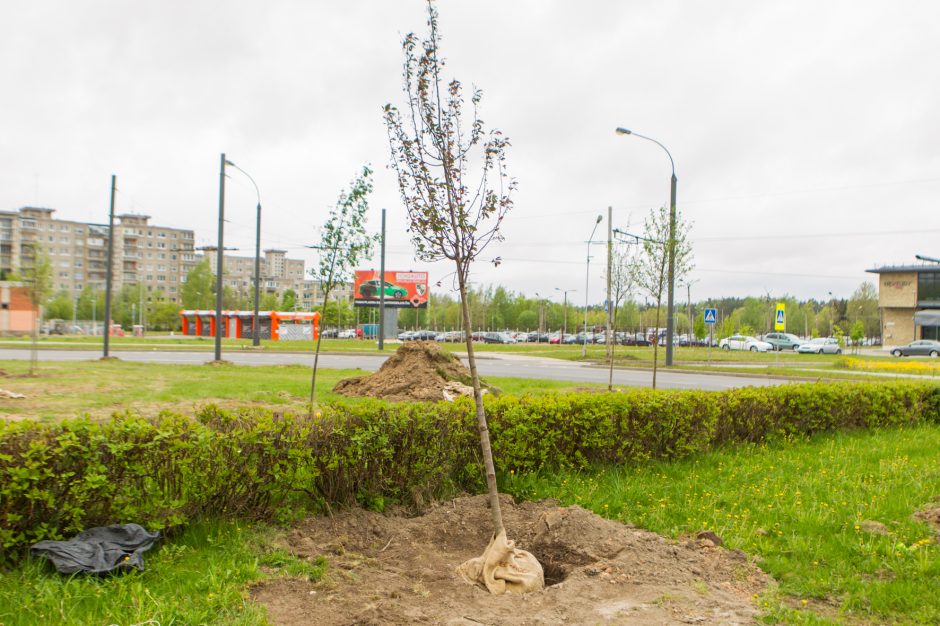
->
[{"left": 1, "top": 382, "right": 937, "bottom": 559}]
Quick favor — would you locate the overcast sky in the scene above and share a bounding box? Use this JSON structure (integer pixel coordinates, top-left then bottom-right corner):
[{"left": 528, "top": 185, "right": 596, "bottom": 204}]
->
[{"left": 3, "top": 1, "right": 938, "bottom": 306}]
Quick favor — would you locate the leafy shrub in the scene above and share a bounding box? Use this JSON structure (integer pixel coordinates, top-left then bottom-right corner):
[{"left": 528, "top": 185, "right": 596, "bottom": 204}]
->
[{"left": 1, "top": 382, "right": 937, "bottom": 560}]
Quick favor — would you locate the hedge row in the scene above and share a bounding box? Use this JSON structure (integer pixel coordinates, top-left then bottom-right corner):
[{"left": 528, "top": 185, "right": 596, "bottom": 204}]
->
[{"left": 1, "top": 382, "right": 937, "bottom": 559}]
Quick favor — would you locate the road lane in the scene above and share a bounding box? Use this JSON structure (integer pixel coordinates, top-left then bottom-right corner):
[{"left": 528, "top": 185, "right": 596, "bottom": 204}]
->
[{"left": 0, "top": 348, "right": 788, "bottom": 391}]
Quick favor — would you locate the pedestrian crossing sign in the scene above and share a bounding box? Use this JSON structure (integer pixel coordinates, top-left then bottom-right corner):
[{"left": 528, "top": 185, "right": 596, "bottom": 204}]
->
[
  {"left": 704, "top": 308, "right": 717, "bottom": 325},
  {"left": 775, "top": 303, "right": 786, "bottom": 330}
]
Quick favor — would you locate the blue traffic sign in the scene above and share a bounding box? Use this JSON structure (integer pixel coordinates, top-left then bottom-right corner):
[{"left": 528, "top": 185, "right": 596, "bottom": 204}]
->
[{"left": 704, "top": 308, "right": 717, "bottom": 325}]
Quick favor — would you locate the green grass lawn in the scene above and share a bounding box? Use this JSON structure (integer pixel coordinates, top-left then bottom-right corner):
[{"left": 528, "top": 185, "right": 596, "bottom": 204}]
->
[
  {"left": 0, "top": 359, "right": 602, "bottom": 421},
  {"left": 2, "top": 360, "right": 938, "bottom": 623},
  {"left": 0, "top": 520, "right": 323, "bottom": 626},
  {"left": 504, "top": 424, "right": 940, "bottom": 624}
]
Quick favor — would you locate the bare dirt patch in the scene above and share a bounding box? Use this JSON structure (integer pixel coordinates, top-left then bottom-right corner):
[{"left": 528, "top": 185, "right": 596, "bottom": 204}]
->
[
  {"left": 333, "top": 341, "right": 484, "bottom": 402},
  {"left": 251, "top": 494, "right": 770, "bottom": 625},
  {"left": 915, "top": 499, "right": 940, "bottom": 537}
]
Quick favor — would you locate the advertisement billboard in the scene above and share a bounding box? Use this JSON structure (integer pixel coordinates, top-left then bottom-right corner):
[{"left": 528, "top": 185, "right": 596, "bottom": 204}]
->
[{"left": 353, "top": 270, "right": 429, "bottom": 309}]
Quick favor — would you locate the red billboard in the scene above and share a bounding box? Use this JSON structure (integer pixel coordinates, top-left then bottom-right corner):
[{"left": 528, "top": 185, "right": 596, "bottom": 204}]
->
[{"left": 353, "top": 270, "right": 429, "bottom": 308}]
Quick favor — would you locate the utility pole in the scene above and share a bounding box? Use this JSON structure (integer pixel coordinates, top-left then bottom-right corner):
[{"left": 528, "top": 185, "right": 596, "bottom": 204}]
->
[
  {"left": 103, "top": 175, "right": 116, "bottom": 358},
  {"left": 214, "top": 154, "right": 226, "bottom": 362},
  {"left": 606, "top": 205, "right": 613, "bottom": 390},
  {"left": 378, "top": 208, "right": 386, "bottom": 350}
]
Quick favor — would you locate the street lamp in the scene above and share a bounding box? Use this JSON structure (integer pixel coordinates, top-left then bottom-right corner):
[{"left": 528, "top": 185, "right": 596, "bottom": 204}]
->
[
  {"left": 615, "top": 127, "right": 678, "bottom": 366},
  {"left": 584, "top": 214, "right": 603, "bottom": 358},
  {"left": 225, "top": 158, "right": 263, "bottom": 347},
  {"left": 555, "top": 287, "right": 576, "bottom": 337}
]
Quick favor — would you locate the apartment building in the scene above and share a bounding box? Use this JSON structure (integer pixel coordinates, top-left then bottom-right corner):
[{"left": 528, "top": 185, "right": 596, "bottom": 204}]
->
[
  {"left": 0, "top": 206, "right": 196, "bottom": 303},
  {"left": 200, "top": 246, "right": 353, "bottom": 309}
]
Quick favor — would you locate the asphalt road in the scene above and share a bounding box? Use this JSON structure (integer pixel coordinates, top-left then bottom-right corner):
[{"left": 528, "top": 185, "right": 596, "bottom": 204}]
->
[{"left": 0, "top": 347, "right": 788, "bottom": 391}]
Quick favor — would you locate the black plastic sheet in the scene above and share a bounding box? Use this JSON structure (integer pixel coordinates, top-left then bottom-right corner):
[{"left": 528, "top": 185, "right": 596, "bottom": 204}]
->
[{"left": 30, "top": 524, "right": 160, "bottom": 574}]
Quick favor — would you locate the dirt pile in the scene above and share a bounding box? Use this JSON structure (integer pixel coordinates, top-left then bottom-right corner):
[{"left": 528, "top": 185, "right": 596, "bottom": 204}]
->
[
  {"left": 916, "top": 498, "right": 940, "bottom": 537},
  {"left": 333, "top": 341, "right": 482, "bottom": 402},
  {"left": 252, "top": 494, "right": 771, "bottom": 625}
]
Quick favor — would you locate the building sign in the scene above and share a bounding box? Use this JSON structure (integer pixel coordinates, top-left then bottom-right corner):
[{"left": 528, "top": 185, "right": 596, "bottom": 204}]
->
[
  {"left": 353, "top": 270, "right": 429, "bottom": 309},
  {"left": 884, "top": 280, "right": 913, "bottom": 289}
]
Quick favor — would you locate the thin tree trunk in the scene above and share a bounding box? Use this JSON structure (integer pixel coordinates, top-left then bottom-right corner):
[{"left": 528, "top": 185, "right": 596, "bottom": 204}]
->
[
  {"left": 309, "top": 288, "right": 331, "bottom": 413},
  {"left": 458, "top": 271, "right": 504, "bottom": 536},
  {"left": 651, "top": 303, "right": 661, "bottom": 390},
  {"left": 650, "top": 248, "right": 668, "bottom": 390},
  {"left": 30, "top": 310, "right": 38, "bottom": 376}
]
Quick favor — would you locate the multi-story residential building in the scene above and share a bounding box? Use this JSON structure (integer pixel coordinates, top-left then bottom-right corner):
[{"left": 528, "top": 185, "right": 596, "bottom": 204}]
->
[
  {"left": 200, "top": 246, "right": 353, "bottom": 310},
  {"left": 0, "top": 206, "right": 196, "bottom": 303}
]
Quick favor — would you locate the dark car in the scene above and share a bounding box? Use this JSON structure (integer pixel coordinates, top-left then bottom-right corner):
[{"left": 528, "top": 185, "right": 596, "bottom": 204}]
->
[
  {"left": 483, "top": 332, "right": 516, "bottom": 344},
  {"left": 358, "top": 279, "right": 407, "bottom": 299},
  {"left": 411, "top": 330, "right": 438, "bottom": 341},
  {"left": 620, "top": 332, "right": 651, "bottom": 346},
  {"left": 890, "top": 340, "right": 940, "bottom": 357},
  {"left": 526, "top": 331, "right": 550, "bottom": 343}
]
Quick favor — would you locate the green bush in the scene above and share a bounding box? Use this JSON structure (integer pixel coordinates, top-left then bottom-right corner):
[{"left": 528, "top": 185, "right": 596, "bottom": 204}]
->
[{"left": 1, "top": 382, "right": 937, "bottom": 560}]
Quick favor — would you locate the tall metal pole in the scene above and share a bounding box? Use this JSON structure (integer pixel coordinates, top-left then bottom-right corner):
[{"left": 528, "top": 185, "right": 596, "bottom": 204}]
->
[
  {"left": 103, "top": 175, "right": 116, "bottom": 358},
  {"left": 253, "top": 201, "right": 262, "bottom": 346},
  {"left": 615, "top": 128, "right": 678, "bottom": 365},
  {"left": 378, "top": 208, "right": 386, "bottom": 350},
  {"left": 583, "top": 215, "right": 602, "bottom": 358},
  {"left": 224, "top": 159, "right": 263, "bottom": 347},
  {"left": 214, "top": 154, "right": 226, "bottom": 362},
  {"left": 664, "top": 173, "right": 677, "bottom": 365},
  {"left": 606, "top": 205, "right": 614, "bottom": 390},
  {"left": 563, "top": 292, "right": 567, "bottom": 336}
]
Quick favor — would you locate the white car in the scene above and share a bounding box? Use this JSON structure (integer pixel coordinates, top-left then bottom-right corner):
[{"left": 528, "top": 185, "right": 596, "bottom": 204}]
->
[
  {"left": 718, "top": 335, "right": 774, "bottom": 352},
  {"left": 337, "top": 328, "right": 358, "bottom": 339},
  {"left": 797, "top": 337, "right": 842, "bottom": 354}
]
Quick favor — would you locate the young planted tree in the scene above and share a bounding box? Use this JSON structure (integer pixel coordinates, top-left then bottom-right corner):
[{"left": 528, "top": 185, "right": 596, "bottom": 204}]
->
[
  {"left": 308, "top": 166, "right": 375, "bottom": 408},
  {"left": 631, "top": 206, "right": 693, "bottom": 389},
  {"left": 23, "top": 245, "right": 53, "bottom": 375},
  {"left": 606, "top": 239, "right": 638, "bottom": 388},
  {"left": 384, "top": 1, "right": 519, "bottom": 555},
  {"left": 384, "top": 10, "right": 541, "bottom": 596}
]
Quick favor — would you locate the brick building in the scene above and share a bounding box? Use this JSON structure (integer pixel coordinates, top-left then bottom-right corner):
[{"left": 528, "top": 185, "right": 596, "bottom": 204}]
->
[
  {"left": 866, "top": 263, "right": 940, "bottom": 345},
  {"left": 0, "top": 282, "right": 37, "bottom": 335}
]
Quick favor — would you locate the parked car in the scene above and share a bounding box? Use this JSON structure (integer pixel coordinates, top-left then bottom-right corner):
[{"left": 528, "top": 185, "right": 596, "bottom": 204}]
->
[
  {"left": 411, "top": 330, "right": 438, "bottom": 341},
  {"left": 397, "top": 331, "right": 415, "bottom": 341},
  {"left": 797, "top": 337, "right": 842, "bottom": 354},
  {"left": 620, "top": 332, "right": 651, "bottom": 346},
  {"left": 358, "top": 279, "right": 407, "bottom": 299},
  {"left": 526, "top": 331, "right": 550, "bottom": 343},
  {"left": 482, "top": 331, "right": 516, "bottom": 344},
  {"left": 337, "top": 328, "right": 357, "bottom": 339},
  {"left": 718, "top": 335, "right": 774, "bottom": 352},
  {"left": 890, "top": 339, "right": 940, "bottom": 357},
  {"left": 763, "top": 332, "right": 804, "bottom": 351}
]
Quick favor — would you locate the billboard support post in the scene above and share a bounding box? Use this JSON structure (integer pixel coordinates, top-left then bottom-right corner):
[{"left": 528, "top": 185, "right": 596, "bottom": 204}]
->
[{"left": 378, "top": 208, "right": 386, "bottom": 350}]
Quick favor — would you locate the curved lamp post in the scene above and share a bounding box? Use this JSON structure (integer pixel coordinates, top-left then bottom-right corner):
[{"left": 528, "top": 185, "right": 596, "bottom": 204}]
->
[
  {"left": 584, "top": 215, "right": 603, "bottom": 358},
  {"left": 224, "top": 158, "right": 263, "bottom": 347},
  {"left": 615, "top": 127, "right": 678, "bottom": 366}
]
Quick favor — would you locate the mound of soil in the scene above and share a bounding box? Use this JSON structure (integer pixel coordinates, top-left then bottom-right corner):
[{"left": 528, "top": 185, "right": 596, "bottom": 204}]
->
[
  {"left": 252, "top": 495, "right": 770, "bottom": 625},
  {"left": 916, "top": 500, "right": 940, "bottom": 536},
  {"left": 333, "top": 341, "right": 481, "bottom": 402}
]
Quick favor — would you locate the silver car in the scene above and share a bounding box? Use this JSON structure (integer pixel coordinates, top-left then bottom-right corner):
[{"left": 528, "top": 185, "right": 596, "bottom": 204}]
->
[
  {"left": 890, "top": 340, "right": 940, "bottom": 357},
  {"left": 797, "top": 337, "right": 842, "bottom": 354}
]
